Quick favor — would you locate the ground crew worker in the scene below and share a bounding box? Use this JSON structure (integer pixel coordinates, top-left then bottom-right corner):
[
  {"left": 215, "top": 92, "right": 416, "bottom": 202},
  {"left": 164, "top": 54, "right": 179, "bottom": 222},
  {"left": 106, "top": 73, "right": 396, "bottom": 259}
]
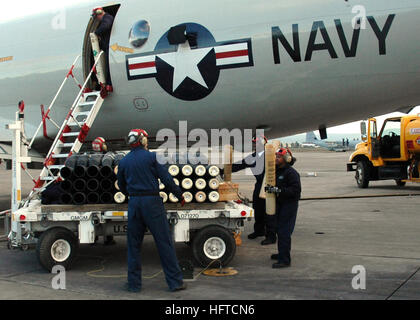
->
[
  {"left": 92, "top": 7, "right": 114, "bottom": 93},
  {"left": 117, "top": 129, "right": 187, "bottom": 293},
  {"left": 227, "top": 135, "right": 277, "bottom": 245},
  {"left": 266, "top": 148, "right": 301, "bottom": 268},
  {"left": 92, "top": 136, "right": 108, "bottom": 153},
  {"left": 92, "top": 137, "right": 116, "bottom": 246}
]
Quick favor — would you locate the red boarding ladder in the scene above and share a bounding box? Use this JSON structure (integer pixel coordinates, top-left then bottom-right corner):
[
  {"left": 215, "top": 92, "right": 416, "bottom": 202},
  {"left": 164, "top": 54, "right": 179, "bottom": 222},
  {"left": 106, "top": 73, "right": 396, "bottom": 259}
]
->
[{"left": 27, "top": 51, "right": 107, "bottom": 201}]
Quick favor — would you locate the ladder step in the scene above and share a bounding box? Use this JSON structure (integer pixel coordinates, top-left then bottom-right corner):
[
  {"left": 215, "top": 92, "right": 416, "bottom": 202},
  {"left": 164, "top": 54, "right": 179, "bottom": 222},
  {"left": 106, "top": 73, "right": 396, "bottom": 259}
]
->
[
  {"left": 78, "top": 101, "right": 96, "bottom": 108},
  {"left": 52, "top": 154, "right": 70, "bottom": 159},
  {"left": 41, "top": 176, "right": 59, "bottom": 181},
  {"left": 63, "top": 132, "right": 80, "bottom": 137},
  {"left": 84, "top": 92, "right": 101, "bottom": 98},
  {"left": 59, "top": 142, "right": 74, "bottom": 148},
  {"left": 73, "top": 111, "right": 91, "bottom": 117},
  {"left": 47, "top": 165, "right": 65, "bottom": 170},
  {"left": 68, "top": 121, "right": 85, "bottom": 127}
]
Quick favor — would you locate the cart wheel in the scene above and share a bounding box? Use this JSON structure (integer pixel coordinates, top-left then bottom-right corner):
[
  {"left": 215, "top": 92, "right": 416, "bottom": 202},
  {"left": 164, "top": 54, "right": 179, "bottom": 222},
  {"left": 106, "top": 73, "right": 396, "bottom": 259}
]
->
[
  {"left": 355, "top": 161, "right": 370, "bottom": 188},
  {"left": 21, "top": 244, "right": 30, "bottom": 251},
  {"left": 192, "top": 226, "right": 236, "bottom": 268},
  {"left": 395, "top": 179, "right": 406, "bottom": 187},
  {"left": 36, "top": 228, "right": 78, "bottom": 272}
]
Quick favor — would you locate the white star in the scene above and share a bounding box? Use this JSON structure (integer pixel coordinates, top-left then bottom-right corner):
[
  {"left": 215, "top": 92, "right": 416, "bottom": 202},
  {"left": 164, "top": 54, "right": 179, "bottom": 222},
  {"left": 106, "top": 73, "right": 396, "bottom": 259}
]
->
[{"left": 157, "top": 42, "right": 212, "bottom": 92}]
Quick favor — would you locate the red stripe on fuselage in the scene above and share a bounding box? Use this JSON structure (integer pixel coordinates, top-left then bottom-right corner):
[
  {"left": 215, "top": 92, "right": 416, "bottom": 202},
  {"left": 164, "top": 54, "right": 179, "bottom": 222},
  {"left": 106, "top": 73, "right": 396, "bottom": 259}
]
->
[
  {"left": 216, "top": 49, "right": 248, "bottom": 59},
  {"left": 129, "top": 61, "right": 156, "bottom": 70}
]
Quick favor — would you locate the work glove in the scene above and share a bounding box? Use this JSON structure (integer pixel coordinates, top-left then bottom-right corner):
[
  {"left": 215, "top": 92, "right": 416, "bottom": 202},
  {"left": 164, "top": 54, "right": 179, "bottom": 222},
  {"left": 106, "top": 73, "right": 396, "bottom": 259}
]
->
[
  {"left": 219, "top": 168, "right": 224, "bottom": 178},
  {"left": 265, "top": 185, "right": 281, "bottom": 194},
  {"left": 180, "top": 196, "right": 186, "bottom": 207}
]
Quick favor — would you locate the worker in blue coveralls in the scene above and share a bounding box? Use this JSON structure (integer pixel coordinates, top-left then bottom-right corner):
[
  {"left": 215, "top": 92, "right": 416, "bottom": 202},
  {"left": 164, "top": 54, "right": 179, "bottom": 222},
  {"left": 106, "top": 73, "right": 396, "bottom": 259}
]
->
[
  {"left": 265, "top": 148, "right": 301, "bottom": 268},
  {"left": 117, "top": 129, "right": 187, "bottom": 293},
  {"left": 223, "top": 135, "right": 278, "bottom": 246},
  {"left": 92, "top": 7, "right": 114, "bottom": 93}
]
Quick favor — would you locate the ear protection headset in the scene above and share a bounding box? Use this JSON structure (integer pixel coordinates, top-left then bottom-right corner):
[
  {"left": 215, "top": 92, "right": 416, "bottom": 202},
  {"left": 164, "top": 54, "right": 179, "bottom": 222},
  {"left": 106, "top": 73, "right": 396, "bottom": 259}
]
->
[
  {"left": 276, "top": 148, "right": 293, "bottom": 164},
  {"left": 127, "top": 129, "right": 149, "bottom": 148},
  {"left": 92, "top": 137, "right": 107, "bottom": 152}
]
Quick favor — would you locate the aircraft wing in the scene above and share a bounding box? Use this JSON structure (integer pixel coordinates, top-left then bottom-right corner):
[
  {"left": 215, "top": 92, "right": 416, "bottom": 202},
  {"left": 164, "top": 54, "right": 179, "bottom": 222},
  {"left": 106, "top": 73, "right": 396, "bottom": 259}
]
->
[{"left": 0, "top": 143, "right": 45, "bottom": 163}]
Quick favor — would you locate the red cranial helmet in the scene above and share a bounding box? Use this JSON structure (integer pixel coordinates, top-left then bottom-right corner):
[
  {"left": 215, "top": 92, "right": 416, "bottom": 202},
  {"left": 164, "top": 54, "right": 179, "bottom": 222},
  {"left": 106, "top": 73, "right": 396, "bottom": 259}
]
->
[
  {"left": 92, "top": 137, "right": 107, "bottom": 152},
  {"left": 127, "top": 129, "right": 149, "bottom": 148},
  {"left": 92, "top": 7, "right": 104, "bottom": 18},
  {"left": 252, "top": 134, "right": 268, "bottom": 145},
  {"left": 276, "top": 148, "right": 293, "bottom": 163}
]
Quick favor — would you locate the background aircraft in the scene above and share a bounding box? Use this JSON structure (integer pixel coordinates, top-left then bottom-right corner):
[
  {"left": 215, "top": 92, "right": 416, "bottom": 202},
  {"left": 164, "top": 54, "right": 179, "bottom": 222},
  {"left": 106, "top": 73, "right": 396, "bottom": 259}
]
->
[{"left": 304, "top": 131, "right": 361, "bottom": 151}]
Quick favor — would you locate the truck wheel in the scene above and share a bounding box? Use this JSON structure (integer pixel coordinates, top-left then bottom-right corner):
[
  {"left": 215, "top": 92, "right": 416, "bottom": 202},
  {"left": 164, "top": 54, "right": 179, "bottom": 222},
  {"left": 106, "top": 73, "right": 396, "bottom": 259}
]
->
[
  {"left": 395, "top": 179, "right": 406, "bottom": 187},
  {"left": 355, "top": 161, "right": 370, "bottom": 188},
  {"left": 192, "top": 226, "right": 236, "bottom": 268},
  {"left": 36, "top": 228, "right": 78, "bottom": 272}
]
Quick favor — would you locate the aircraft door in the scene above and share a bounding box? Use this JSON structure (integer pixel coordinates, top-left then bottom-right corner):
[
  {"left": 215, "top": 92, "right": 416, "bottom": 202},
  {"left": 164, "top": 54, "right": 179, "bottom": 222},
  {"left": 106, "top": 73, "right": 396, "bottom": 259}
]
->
[
  {"left": 82, "top": 4, "right": 120, "bottom": 89},
  {"left": 368, "top": 119, "right": 380, "bottom": 159}
]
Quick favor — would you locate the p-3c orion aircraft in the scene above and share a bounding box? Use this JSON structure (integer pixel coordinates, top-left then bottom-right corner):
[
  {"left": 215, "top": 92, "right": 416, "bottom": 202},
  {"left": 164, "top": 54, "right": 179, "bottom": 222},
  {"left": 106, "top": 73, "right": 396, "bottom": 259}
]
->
[{"left": 0, "top": 0, "right": 420, "bottom": 156}]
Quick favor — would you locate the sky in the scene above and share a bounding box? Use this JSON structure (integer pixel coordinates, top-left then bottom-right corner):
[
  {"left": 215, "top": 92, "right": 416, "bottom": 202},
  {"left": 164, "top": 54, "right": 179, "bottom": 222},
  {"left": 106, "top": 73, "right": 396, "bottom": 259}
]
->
[
  {"left": 2, "top": 1, "right": 419, "bottom": 136},
  {"left": 0, "top": 0, "right": 91, "bottom": 23}
]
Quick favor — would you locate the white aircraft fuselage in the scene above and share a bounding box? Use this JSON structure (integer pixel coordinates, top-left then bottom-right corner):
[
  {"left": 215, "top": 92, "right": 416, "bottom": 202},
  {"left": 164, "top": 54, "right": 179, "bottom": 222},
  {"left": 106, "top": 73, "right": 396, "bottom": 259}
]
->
[{"left": 1, "top": 0, "right": 420, "bottom": 151}]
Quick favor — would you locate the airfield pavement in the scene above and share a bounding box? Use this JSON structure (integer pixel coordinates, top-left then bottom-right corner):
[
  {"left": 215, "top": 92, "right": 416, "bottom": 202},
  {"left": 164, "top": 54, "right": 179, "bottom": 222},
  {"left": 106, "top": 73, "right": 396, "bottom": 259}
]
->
[{"left": 0, "top": 150, "right": 419, "bottom": 300}]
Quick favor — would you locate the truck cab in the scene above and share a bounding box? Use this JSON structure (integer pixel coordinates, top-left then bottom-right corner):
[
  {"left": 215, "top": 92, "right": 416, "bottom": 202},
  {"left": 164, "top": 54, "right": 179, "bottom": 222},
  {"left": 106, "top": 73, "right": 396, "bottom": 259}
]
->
[{"left": 347, "top": 115, "right": 420, "bottom": 188}]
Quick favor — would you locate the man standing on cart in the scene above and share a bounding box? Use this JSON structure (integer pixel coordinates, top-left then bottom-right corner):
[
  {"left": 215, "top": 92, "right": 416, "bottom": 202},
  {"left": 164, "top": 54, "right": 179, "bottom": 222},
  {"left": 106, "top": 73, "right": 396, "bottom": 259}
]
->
[{"left": 117, "top": 129, "right": 187, "bottom": 293}]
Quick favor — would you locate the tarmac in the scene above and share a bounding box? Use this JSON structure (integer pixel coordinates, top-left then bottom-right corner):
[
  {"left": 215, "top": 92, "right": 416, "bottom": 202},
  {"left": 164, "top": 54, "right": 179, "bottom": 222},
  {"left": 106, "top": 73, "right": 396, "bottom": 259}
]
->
[{"left": 0, "top": 150, "right": 419, "bottom": 300}]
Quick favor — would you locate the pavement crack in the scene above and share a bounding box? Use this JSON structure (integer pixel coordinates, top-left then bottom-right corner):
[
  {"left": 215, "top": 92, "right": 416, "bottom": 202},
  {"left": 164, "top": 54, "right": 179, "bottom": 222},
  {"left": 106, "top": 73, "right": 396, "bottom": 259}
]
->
[
  {"left": 0, "top": 268, "right": 44, "bottom": 279},
  {"left": 0, "top": 277, "right": 139, "bottom": 300},
  {"left": 385, "top": 265, "right": 420, "bottom": 300}
]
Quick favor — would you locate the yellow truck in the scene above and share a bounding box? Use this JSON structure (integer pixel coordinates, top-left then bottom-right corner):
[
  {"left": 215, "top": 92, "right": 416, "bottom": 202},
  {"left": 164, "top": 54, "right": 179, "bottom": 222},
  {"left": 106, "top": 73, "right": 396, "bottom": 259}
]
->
[{"left": 347, "top": 115, "right": 420, "bottom": 188}]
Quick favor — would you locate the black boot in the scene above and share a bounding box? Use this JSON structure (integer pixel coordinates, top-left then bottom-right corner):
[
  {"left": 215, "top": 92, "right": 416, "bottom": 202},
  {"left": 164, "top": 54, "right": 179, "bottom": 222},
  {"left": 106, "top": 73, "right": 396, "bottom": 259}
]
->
[
  {"left": 261, "top": 237, "right": 276, "bottom": 245},
  {"left": 171, "top": 282, "right": 187, "bottom": 292},
  {"left": 248, "top": 232, "right": 265, "bottom": 240},
  {"left": 272, "top": 262, "right": 291, "bottom": 269},
  {"left": 104, "top": 236, "right": 116, "bottom": 246},
  {"left": 124, "top": 283, "right": 141, "bottom": 293}
]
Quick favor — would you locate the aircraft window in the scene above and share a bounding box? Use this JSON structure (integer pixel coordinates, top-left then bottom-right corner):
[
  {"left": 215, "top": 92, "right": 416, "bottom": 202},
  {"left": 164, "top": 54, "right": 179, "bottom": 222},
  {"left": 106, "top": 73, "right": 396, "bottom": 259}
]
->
[{"left": 129, "top": 20, "right": 150, "bottom": 48}]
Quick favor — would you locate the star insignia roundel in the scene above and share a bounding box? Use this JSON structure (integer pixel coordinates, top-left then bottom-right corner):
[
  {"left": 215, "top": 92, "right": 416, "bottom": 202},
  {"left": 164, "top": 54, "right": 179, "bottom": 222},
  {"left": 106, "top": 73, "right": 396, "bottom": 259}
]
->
[{"left": 126, "top": 23, "right": 254, "bottom": 101}]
